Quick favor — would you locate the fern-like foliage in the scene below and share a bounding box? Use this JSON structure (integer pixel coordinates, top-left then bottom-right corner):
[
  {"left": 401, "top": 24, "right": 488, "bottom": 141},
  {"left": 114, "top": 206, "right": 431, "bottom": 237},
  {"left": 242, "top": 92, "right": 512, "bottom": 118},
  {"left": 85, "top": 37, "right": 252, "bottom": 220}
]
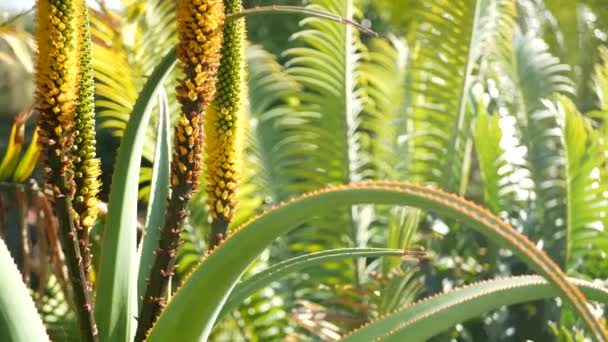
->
[
  {"left": 282, "top": 0, "right": 366, "bottom": 188},
  {"left": 594, "top": 46, "right": 608, "bottom": 112},
  {"left": 474, "top": 102, "right": 514, "bottom": 215},
  {"left": 407, "top": 0, "right": 481, "bottom": 193},
  {"left": 278, "top": 0, "right": 372, "bottom": 288},
  {"left": 360, "top": 38, "right": 408, "bottom": 180},
  {"left": 507, "top": 29, "right": 574, "bottom": 264},
  {"left": 473, "top": 14, "right": 598, "bottom": 338},
  {"left": 552, "top": 96, "right": 608, "bottom": 274},
  {"left": 91, "top": 1, "right": 179, "bottom": 200},
  {"left": 246, "top": 45, "right": 301, "bottom": 204},
  {"left": 240, "top": 1, "right": 417, "bottom": 337}
]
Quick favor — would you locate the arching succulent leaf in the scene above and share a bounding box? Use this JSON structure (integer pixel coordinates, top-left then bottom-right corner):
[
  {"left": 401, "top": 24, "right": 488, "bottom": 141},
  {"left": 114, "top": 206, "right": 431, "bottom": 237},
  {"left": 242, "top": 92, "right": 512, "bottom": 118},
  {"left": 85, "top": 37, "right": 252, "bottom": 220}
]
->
[
  {"left": 147, "top": 181, "right": 607, "bottom": 342},
  {"left": 341, "top": 275, "right": 608, "bottom": 341}
]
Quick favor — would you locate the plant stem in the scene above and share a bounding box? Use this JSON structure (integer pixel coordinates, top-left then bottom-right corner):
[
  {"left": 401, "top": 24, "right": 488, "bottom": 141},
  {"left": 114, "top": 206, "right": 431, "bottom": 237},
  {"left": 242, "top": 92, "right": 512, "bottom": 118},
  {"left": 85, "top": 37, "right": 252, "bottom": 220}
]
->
[
  {"left": 52, "top": 176, "right": 98, "bottom": 342},
  {"left": 16, "top": 187, "right": 30, "bottom": 285},
  {"left": 136, "top": 0, "right": 225, "bottom": 337},
  {"left": 228, "top": 5, "right": 377, "bottom": 36},
  {"left": 210, "top": 219, "right": 228, "bottom": 247},
  {"left": 134, "top": 186, "right": 191, "bottom": 342}
]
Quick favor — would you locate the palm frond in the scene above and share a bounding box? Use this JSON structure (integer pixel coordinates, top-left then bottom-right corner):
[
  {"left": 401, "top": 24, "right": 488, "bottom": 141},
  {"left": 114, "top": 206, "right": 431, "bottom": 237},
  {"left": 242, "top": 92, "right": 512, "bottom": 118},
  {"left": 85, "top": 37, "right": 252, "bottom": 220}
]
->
[
  {"left": 282, "top": 0, "right": 366, "bottom": 188},
  {"left": 406, "top": 0, "right": 488, "bottom": 193},
  {"left": 90, "top": 10, "right": 139, "bottom": 136},
  {"left": 277, "top": 0, "right": 372, "bottom": 288},
  {"left": 246, "top": 45, "right": 301, "bottom": 204},
  {"left": 474, "top": 101, "right": 515, "bottom": 215},
  {"left": 91, "top": 2, "right": 179, "bottom": 202},
  {"left": 359, "top": 38, "right": 408, "bottom": 179},
  {"left": 594, "top": 46, "right": 608, "bottom": 112},
  {"left": 552, "top": 96, "right": 608, "bottom": 274},
  {"left": 507, "top": 29, "right": 574, "bottom": 263}
]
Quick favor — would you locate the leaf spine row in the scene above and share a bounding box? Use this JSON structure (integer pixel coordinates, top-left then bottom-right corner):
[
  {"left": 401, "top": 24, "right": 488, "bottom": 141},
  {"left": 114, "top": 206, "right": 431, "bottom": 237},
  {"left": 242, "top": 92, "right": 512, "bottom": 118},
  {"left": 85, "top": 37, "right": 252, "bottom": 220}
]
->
[{"left": 201, "top": 180, "right": 606, "bottom": 339}]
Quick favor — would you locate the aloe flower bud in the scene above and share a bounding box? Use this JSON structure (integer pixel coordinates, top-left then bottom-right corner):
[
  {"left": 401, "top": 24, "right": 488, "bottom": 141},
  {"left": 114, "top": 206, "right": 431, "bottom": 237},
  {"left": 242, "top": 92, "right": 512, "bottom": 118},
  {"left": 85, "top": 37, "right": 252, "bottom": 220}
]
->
[{"left": 206, "top": 0, "right": 247, "bottom": 246}]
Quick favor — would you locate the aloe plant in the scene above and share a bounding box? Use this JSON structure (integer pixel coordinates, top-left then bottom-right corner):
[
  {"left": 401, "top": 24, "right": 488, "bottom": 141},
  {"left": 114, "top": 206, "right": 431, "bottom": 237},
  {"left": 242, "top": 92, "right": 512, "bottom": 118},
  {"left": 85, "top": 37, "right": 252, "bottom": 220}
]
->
[{"left": 1, "top": 0, "right": 608, "bottom": 341}]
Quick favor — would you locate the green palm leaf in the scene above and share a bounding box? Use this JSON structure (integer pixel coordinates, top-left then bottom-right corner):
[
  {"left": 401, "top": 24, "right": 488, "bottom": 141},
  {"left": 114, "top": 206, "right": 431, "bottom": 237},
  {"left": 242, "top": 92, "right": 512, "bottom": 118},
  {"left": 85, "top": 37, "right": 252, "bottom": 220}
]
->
[
  {"left": 594, "top": 46, "right": 608, "bottom": 111},
  {"left": 407, "top": 0, "right": 481, "bottom": 192},
  {"left": 553, "top": 96, "right": 608, "bottom": 273},
  {"left": 508, "top": 29, "right": 574, "bottom": 264},
  {"left": 474, "top": 101, "right": 515, "bottom": 215}
]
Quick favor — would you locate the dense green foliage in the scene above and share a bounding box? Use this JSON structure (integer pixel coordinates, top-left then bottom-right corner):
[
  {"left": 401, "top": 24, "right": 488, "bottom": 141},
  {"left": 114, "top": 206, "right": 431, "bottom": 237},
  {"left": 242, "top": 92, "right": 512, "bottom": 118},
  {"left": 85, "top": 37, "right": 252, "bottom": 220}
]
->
[{"left": 0, "top": 0, "right": 607, "bottom": 341}]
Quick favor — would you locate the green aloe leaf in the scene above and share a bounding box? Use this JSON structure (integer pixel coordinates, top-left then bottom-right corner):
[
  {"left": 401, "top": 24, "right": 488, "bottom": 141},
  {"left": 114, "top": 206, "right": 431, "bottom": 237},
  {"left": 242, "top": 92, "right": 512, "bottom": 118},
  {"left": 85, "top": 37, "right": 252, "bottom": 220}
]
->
[
  {"left": 341, "top": 275, "right": 608, "bottom": 341},
  {"left": 95, "top": 47, "right": 176, "bottom": 342},
  {"left": 147, "top": 181, "right": 606, "bottom": 341},
  {"left": 13, "top": 128, "right": 40, "bottom": 183},
  {"left": 0, "top": 109, "right": 28, "bottom": 181},
  {"left": 0, "top": 237, "right": 49, "bottom": 342},
  {"left": 219, "top": 248, "right": 409, "bottom": 318},
  {"left": 137, "top": 87, "right": 171, "bottom": 310}
]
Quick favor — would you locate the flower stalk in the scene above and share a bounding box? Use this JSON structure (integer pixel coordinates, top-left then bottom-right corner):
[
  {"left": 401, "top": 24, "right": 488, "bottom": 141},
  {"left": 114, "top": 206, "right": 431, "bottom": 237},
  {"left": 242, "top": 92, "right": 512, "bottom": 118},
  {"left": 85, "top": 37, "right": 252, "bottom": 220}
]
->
[
  {"left": 34, "top": 0, "right": 97, "bottom": 340},
  {"left": 72, "top": 4, "right": 100, "bottom": 277},
  {"left": 207, "top": 0, "right": 248, "bottom": 247},
  {"left": 135, "top": 0, "right": 225, "bottom": 339}
]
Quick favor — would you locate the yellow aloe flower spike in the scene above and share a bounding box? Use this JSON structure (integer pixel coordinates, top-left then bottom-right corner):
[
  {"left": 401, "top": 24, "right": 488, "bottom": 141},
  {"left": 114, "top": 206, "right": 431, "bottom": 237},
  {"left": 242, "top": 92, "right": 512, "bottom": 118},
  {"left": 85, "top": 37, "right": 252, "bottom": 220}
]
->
[
  {"left": 34, "top": 0, "right": 98, "bottom": 339},
  {"left": 36, "top": 0, "right": 82, "bottom": 191},
  {"left": 135, "top": 0, "right": 225, "bottom": 339},
  {"left": 206, "top": 0, "right": 248, "bottom": 246},
  {"left": 72, "top": 5, "right": 100, "bottom": 242}
]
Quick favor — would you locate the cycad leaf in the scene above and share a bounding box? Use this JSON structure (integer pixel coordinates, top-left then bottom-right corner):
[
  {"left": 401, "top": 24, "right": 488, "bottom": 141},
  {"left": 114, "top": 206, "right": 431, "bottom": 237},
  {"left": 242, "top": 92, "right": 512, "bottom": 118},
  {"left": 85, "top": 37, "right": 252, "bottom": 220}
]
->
[
  {"left": 553, "top": 96, "right": 608, "bottom": 272},
  {"left": 594, "top": 46, "right": 608, "bottom": 111},
  {"left": 278, "top": 0, "right": 369, "bottom": 287},
  {"left": 246, "top": 44, "right": 301, "bottom": 203},
  {"left": 282, "top": 0, "right": 365, "bottom": 188},
  {"left": 474, "top": 102, "right": 512, "bottom": 214},
  {"left": 407, "top": 0, "right": 484, "bottom": 192},
  {"left": 508, "top": 29, "right": 575, "bottom": 263}
]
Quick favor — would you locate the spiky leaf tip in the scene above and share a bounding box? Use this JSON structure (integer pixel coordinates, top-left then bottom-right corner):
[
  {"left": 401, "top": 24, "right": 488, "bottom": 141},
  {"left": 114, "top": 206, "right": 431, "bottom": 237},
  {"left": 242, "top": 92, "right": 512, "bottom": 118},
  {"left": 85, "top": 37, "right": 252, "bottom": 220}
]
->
[
  {"left": 205, "top": 0, "right": 247, "bottom": 229},
  {"left": 35, "top": 0, "right": 85, "bottom": 196},
  {"left": 172, "top": 0, "right": 225, "bottom": 192}
]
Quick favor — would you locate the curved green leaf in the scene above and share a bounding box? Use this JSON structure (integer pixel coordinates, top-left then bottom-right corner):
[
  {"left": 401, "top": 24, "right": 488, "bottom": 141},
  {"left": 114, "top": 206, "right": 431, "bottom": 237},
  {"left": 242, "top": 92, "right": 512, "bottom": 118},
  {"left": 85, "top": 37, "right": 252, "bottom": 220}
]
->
[
  {"left": 147, "top": 181, "right": 607, "bottom": 341},
  {"left": 474, "top": 102, "right": 512, "bottom": 214},
  {"left": 13, "top": 128, "right": 40, "bottom": 183},
  {"left": 553, "top": 96, "right": 608, "bottom": 272},
  {"left": 137, "top": 87, "right": 171, "bottom": 309},
  {"left": 219, "top": 248, "right": 409, "bottom": 318},
  {"left": 0, "top": 109, "right": 28, "bottom": 181},
  {"left": 95, "top": 48, "right": 176, "bottom": 342},
  {"left": 0, "top": 237, "right": 49, "bottom": 342},
  {"left": 341, "top": 275, "right": 608, "bottom": 341}
]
